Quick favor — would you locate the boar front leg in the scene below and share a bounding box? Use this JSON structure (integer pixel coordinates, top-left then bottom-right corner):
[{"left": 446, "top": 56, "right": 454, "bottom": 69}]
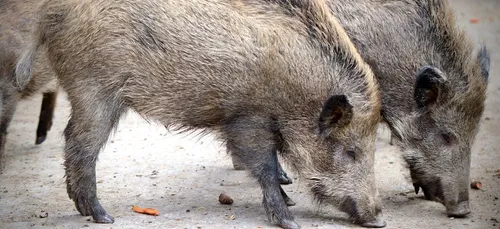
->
[
  {"left": 229, "top": 143, "right": 293, "bottom": 185},
  {"left": 35, "top": 91, "right": 58, "bottom": 145},
  {"left": 229, "top": 142, "right": 296, "bottom": 206},
  {"left": 63, "top": 94, "right": 125, "bottom": 224},
  {"left": 225, "top": 117, "right": 299, "bottom": 229},
  {"left": 0, "top": 91, "right": 20, "bottom": 172}
]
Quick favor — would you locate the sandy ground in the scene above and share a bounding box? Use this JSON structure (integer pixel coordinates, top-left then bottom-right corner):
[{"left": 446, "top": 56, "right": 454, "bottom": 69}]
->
[{"left": 0, "top": 1, "right": 499, "bottom": 229}]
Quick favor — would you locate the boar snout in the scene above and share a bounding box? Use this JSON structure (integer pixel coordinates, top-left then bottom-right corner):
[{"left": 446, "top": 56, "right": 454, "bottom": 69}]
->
[
  {"left": 360, "top": 218, "right": 387, "bottom": 228},
  {"left": 447, "top": 200, "right": 471, "bottom": 217},
  {"left": 413, "top": 176, "right": 471, "bottom": 217},
  {"left": 340, "top": 196, "right": 386, "bottom": 228}
]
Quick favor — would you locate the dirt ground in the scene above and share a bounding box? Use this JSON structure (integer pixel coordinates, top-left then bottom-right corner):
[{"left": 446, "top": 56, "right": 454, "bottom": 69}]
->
[{"left": 0, "top": 1, "right": 499, "bottom": 229}]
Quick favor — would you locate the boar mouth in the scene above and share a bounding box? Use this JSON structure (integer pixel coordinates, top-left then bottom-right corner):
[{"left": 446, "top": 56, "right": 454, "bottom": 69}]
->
[
  {"left": 340, "top": 196, "right": 386, "bottom": 228},
  {"left": 412, "top": 179, "right": 444, "bottom": 203},
  {"left": 410, "top": 169, "right": 444, "bottom": 203},
  {"left": 413, "top": 180, "right": 471, "bottom": 217},
  {"left": 411, "top": 169, "right": 471, "bottom": 217}
]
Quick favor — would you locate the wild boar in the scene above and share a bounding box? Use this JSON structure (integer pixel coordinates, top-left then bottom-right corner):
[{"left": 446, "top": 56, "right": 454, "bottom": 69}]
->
[
  {"left": 0, "top": 0, "right": 58, "bottom": 172},
  {"left": 16, "top": 0, "right": 386, "bottom": 228},
  {"left": 326, "top": 0, "right": 490, "bottom": 217}
]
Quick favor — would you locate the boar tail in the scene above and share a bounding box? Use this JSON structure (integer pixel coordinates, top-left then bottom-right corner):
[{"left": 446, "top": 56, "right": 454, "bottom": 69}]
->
[{"left": 15, "top": 21, "right": 45, "bottom": 90}]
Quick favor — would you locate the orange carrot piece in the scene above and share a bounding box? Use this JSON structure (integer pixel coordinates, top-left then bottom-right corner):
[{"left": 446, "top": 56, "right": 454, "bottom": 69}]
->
[{"left": 132, "top": 205, "right": 160, "bottom": 216}]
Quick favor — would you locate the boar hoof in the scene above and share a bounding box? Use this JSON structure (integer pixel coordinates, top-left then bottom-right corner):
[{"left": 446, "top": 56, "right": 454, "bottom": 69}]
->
[
  {"left": 35, "top": 135, "right": 47, "bottom": 145},
  {"left": 279, "top": 219, "right": 300, "bottom": 229},
  {"left": 284, "top": 197, "right": 296, "bottom": 206},
  {"left": 360, "top": 218, "right": 386, "bottom": 228},
  {"left": 74, "top": 197, "right": 114, "bottom": 223},
  {"left": 413, "top": 184, "right": 420, "bottom": 194},
  {"left": 93, "top": 213, "right": 115, "bottom": 224},
  {"left": 278, "top": 171, "right": 293, "bottom": 185}
]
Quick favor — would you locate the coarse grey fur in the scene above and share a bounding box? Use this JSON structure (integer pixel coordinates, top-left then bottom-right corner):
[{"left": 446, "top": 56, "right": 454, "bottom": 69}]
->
[
  {"left": 16, "top": 0, "right": 385, "bottom": 228},
  {"left": 326, "top": 0, "right": 490, "bottom": 217}
]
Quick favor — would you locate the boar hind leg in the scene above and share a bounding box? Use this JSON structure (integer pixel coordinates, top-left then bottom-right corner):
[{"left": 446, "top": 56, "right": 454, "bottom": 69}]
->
[
  {"left": 63, "top": 94, "right": 124, "bottom": 224},
  {"left": 0, "top": 92, "right": 20, "bottom": 173},
  {"left": 229, "top": 143, "right": 293, "bottom": 185},
  {"left": 35, "top": 91, "right": 58, "bottom": 145},
  {"left": 225, "top": 117, "right": 299, "bottom": 229}
]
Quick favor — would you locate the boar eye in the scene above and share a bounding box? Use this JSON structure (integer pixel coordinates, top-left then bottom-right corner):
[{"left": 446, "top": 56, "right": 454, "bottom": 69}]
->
[
  {"left": 346, "top": 150, "right": 356, "bottom": 160},
  {"left": 440, "top": 132, "right": 455, "bottom": 145}
]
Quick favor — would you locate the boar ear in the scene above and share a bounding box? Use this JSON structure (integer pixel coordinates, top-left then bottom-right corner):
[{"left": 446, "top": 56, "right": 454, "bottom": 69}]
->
[
  {"left": 478, "top": 46, "right": 490, "bottom": 82},
  {"left": 319, "top": 95, "right": 353, "bottom": 131},
  {"left": 414, "top": 65, "right": 447, "bottom": 108}
]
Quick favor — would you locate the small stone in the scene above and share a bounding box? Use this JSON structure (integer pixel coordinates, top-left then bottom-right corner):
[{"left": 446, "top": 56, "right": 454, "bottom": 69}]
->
[{"left": 218, "top": 193, "right": 233, "bottom": 205}]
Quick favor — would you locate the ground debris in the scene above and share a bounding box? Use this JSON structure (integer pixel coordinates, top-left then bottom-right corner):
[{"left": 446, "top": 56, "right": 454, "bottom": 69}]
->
[
  {"left": 218, "top": 193, "right": 234, "bottom": 205},
  {"left": 470, "top": 181, "right": 482, "bottom": 190},
  {"left": 132, "top": 205, "right": 159, "bottom": 216},
  {"left": 223, "top": 214, "right": 236, "bottom": 220}
]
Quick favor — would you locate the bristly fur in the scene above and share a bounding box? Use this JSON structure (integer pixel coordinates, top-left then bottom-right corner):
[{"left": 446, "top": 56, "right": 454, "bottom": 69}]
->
[
  {"left": 328, "top": 0, "right": 489, "bottom": 217},
  {"left": 14, "top": 0, "right": 384, "bottom": 227},
  {"left": 270, "top": 0, "right": 380, "bottom": 115}
]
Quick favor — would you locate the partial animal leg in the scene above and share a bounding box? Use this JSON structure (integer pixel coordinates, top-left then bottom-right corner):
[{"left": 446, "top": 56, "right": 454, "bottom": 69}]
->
[
  {"left": 225, "top": 116, "right": 299, "bottom": 229},
  {"left": 63, "top": 92, "right": 125, "bottom": 223},
  {"left": 0, "top": 92, "right": 19, "bottom": 172},
  {"left": 229, "top": 142, "right": 293, "bottom": 185},
  {"left": 35, "top": 91, "right": 58, "bottom": 144}
]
